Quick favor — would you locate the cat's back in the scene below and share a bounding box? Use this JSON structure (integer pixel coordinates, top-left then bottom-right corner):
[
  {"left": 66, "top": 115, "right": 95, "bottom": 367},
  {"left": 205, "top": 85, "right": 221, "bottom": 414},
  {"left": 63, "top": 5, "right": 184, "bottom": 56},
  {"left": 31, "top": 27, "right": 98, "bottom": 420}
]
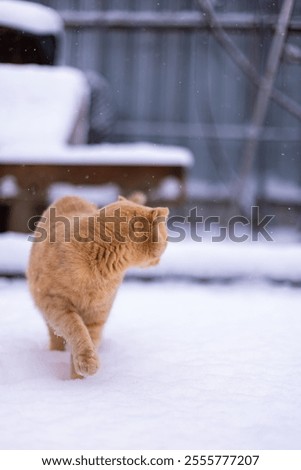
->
[
  {"left": 45, "top": 195, "right": 97, "bottom": 219},
  {"left": 27, "top": 196, "right": 98, "bottom": 295}
]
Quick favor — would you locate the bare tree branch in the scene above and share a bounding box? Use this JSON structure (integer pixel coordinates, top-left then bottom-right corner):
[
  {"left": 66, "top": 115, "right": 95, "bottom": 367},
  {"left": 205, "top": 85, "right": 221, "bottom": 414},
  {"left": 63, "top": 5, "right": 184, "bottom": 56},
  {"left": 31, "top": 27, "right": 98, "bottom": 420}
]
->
[
  {"left": 195, "top": 0, "right": 301, "bottom": 122},
  {"left": 236, "top": 0, "right": 295, "bottom": 209}
]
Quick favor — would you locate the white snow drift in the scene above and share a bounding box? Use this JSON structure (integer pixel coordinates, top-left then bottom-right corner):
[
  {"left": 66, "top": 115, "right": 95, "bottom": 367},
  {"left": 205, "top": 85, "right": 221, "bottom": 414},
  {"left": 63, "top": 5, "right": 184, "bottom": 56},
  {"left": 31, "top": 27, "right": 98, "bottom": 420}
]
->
[{"left": 0, "top": 279, "right": 300, "bottom": 450}]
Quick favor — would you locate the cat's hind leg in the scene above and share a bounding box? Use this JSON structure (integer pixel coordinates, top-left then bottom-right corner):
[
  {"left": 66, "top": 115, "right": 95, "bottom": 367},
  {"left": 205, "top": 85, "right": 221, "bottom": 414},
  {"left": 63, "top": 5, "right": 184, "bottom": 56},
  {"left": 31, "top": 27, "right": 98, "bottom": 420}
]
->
[
  {"left": 46, "top": 308, "right": 99, "bottom": 379},
  {"left": 86, "top": 321, "right": 106, "bottom": 349},
  {"left": 47, "top": 325, "right": 66, "bottom": 351}
]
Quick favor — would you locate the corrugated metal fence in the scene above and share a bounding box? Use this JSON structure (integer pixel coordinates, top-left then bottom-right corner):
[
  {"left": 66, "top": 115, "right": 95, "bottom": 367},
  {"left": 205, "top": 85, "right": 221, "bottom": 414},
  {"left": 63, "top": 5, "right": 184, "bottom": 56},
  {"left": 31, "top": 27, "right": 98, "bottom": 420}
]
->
[{"left": 26, "top": 0, "right": 301, "bottom": 202}]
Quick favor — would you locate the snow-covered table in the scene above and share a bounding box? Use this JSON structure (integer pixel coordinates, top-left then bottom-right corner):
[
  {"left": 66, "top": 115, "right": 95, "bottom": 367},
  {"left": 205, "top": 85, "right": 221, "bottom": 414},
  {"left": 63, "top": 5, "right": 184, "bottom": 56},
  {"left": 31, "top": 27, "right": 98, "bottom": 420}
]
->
[
  {"left": 0, "top": 63, "right": 193, "bottom": 231},
  {"left": 0, "top": 143, "right": 193, "bottom": 232}
]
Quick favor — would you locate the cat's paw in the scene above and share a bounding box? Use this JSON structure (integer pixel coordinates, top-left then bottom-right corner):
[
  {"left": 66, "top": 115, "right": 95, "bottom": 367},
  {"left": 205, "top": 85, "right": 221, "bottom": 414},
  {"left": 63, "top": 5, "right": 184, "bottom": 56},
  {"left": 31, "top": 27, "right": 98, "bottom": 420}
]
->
[{"left": 73, "top": 349, "right": 99, "bottom": 378}]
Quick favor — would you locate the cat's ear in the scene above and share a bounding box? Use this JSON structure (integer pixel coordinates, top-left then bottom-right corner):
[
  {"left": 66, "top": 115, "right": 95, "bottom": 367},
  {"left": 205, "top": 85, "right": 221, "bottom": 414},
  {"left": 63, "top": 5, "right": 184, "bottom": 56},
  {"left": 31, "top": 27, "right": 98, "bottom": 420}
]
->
[
  {"left": 152, "top": 207, "right": 169, "bottom": 219},
  {"left": 128, "top": 191, "right": 147, "bottom": 205},
  {"left": 118, "top": 192, "right": 147, "bottom": 205}
]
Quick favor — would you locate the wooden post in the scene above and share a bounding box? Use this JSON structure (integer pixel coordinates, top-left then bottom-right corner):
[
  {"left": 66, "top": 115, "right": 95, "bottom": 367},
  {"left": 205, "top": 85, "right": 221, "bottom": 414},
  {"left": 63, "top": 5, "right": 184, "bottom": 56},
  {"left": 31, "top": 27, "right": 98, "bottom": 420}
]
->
[{"left": 235, "top": 0, "right": 295, "bottom": 210}]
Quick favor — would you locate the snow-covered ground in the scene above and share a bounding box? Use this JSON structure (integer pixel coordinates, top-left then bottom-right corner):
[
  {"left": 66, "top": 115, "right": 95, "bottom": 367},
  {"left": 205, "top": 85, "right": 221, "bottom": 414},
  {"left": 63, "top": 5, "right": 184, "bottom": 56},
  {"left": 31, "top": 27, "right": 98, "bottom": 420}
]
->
[
  {"left": 1, "top": 229, "right": 301, "bottom": 449},
  {"left": 1, "top": 230, "right": 301, "bottom": 284},
  {"left": 0, "top": 277, "right": 300, "bottom": 450}
]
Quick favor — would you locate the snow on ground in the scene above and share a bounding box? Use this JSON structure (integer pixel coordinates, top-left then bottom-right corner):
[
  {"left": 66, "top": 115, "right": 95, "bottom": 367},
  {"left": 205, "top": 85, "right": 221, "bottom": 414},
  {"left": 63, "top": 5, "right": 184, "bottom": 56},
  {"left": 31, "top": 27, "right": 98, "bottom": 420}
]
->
[
  {"left": 1, "top": 231, "right": 301, "bottom": 283},
  {"left": 1, "top": 229, "right": 301, "bottom": 449},
  {"left": 0, "top": 278, "right": 300, "bottom": 450}
]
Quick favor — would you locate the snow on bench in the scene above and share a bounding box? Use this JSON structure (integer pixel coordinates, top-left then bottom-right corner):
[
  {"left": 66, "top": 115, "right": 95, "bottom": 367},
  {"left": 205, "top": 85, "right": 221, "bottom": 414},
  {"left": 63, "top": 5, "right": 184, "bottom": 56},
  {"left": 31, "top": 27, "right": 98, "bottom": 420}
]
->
[
  {"left": 0, "top": 142, "right": 193, "bottom": 167},
  {"left": 0, "top": 64, "right": 90, "bottom": 146},
  {"left": 0, "top": 141, "right": 193, "bottom": 231},
  {"left": 0, "top": 0, "right": 63, "bottom": 35}
]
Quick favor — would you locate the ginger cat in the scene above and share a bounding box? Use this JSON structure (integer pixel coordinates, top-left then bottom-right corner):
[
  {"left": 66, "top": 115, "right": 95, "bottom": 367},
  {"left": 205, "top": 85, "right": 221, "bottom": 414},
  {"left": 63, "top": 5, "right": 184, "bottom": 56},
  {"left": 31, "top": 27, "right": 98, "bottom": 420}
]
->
[{"left": 27, "top": 194, "right": 169, "bottom": 379}]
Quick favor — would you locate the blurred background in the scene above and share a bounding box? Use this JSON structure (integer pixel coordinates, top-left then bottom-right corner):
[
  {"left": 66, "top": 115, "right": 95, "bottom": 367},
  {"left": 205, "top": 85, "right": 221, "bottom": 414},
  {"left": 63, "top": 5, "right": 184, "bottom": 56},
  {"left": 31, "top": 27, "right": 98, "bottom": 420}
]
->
[
  {"left": 1, "top": 0, "right": 301, "bottom": 232},
  {"left": 55, "top": 0, "right": 301, "bottom": 217}
]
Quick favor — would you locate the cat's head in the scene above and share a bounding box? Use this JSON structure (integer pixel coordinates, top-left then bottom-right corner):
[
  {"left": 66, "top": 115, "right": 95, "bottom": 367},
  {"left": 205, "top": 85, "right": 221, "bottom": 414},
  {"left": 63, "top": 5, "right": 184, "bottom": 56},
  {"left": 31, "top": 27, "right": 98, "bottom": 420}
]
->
[
  {"left": 134, "top": 205, "right": 169, "bottom": 268},
  {"left": 98, "top": 195, "right": 169, "bottom": 268}
]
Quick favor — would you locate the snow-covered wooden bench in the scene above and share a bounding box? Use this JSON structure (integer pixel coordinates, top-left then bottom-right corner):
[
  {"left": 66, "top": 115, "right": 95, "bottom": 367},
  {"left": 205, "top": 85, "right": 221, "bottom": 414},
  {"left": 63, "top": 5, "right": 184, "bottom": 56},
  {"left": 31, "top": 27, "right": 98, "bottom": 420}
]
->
[
  {"left": 0, "top": 64, "right": 193, "bottom": 231},
  {"left": 0, "top": 143, "right": 193, "bottom": 231}
]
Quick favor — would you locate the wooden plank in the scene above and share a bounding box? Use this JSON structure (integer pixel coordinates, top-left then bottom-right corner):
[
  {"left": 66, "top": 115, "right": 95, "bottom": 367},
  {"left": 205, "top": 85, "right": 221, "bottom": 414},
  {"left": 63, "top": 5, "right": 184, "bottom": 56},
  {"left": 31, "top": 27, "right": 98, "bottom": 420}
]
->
[
  {"left": 61, "top": 11, "right": 301, "bottom": 33},
  {"left": 0, "top": 163, "right": 185, "bottom": 193},
  {"left": 114, "top": 121, "right": 301, "bottom": 142},
  {"left": 0, "top": 163, "right": 186, "bottom": 232}
]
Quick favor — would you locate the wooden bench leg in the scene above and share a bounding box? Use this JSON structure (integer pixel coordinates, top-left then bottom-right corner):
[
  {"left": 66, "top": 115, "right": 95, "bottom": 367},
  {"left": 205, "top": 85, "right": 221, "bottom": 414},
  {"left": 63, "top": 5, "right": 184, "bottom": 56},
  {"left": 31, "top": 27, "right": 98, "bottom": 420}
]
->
[{"left": 8, "top": 192, "right": 46, "bottom": 233}]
